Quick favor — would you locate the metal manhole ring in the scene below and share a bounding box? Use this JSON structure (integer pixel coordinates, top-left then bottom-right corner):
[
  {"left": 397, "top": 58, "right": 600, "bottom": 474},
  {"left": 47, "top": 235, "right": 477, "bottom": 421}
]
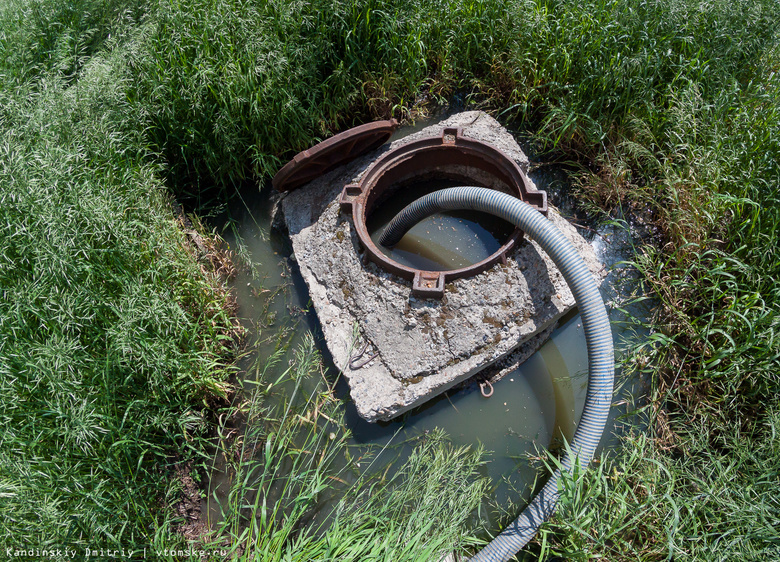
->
[{"left": 339, "top": 126, "right": 547, "bottom": 298}]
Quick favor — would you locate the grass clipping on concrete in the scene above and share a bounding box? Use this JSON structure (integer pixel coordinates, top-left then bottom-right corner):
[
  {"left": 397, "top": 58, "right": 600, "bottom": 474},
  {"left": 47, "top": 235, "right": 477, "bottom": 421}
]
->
[{"left": 1, "top": 0, "right": 780, "bottom": 559}]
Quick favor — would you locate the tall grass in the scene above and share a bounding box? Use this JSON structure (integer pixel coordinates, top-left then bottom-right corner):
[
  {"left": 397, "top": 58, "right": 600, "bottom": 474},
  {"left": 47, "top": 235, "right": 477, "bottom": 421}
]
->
[
  {"left": 0, "top": 40, "right": 239, "bottom": 555},
  {"left": 516, "top": 4, "right": 780, "bottom": 560},
  {"left": 207, "top": 336, "right": 491, "bottom": 561},
  {"left": 533, "top": 418, "right": 780, "bottom": 560},
  {"left": 125, "top": 0, "right": 534, "bottom": 201},
  {"left": 121, "top": 0, "right": 779, "bottom": 203},
  {"left": 0, "top": 0, "right": 147, "bottom": 89},
  {"left": 2, "top": 0, "right": 779, "bottom": 558}
]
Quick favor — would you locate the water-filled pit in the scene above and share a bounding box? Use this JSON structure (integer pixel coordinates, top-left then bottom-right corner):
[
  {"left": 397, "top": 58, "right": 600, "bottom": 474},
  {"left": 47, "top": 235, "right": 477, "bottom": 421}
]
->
[
  {"left": 368, "top": 177, "right": 516, "bottom": 271},
  {"left": 202, "top": 117, "right": 650, "bottom": 537}
]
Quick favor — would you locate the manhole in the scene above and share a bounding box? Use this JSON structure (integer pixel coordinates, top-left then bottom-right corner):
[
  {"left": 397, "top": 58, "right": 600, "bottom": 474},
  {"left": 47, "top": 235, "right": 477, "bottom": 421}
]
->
[
  {"left": 338, "top": 126, "right": 547, "bottom": 298},
  {"left": 275, "top": 112, "right": 604, "bottom": 423}
]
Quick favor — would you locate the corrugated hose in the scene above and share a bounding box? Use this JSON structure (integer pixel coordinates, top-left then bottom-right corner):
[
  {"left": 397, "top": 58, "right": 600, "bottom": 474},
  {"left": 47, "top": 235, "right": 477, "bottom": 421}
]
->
[{"left": 380, "top": 186, "right": 614, "bottom": 561}]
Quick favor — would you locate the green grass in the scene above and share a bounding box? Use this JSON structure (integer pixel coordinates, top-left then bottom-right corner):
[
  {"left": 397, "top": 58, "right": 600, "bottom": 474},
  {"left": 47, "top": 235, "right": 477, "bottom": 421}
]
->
[
  {"left": 1, "top": 0, "right": 779, "bottom": 559},
  {"left": 0, "top": 45, "right": 239, "bottom": 555},
  {"left": 516, "top": 4, "right": 780, "bottom": 559},
  {"left": 124, "top": 0, "right": 539, "bottom": 203},
  {"left": 205, "top": 337, "right": 490, "bottom": 561},
  {"left": 532, "top": 410, "right": 780, "bottom": 560}
]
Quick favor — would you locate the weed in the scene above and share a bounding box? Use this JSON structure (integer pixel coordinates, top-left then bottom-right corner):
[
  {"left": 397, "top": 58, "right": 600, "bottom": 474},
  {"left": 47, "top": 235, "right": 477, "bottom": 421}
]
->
[{"left": 2, "top": 0, "right": 779, "bottom": 558}]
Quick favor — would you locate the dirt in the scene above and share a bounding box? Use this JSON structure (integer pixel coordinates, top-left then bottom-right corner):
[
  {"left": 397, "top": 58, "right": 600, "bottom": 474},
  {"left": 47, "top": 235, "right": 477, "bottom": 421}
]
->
[
  {"left": 168, "top": 199, "right": 248, "bottom": 550},
  {"left": 173, "top": 461, "right": 209, "bottom": 542}
]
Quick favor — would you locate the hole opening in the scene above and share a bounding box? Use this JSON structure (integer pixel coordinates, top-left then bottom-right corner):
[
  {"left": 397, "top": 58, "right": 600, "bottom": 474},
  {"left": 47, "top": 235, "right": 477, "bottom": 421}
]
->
[{"left": 367, "top": 176, "right": 516, "bottom": 272}]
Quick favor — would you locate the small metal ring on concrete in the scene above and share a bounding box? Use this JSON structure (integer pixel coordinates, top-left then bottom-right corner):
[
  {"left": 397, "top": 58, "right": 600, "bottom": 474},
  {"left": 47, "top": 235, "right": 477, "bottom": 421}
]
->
[{"left": 381, "top": 186, "right": 614, "bottom": 561}]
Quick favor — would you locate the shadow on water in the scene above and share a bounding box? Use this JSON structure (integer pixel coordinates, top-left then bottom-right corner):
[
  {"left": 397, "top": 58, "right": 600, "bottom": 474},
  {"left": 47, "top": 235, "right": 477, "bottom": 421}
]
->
[{"left": 205, "top": 117, "right": 653, "bottom": 535}]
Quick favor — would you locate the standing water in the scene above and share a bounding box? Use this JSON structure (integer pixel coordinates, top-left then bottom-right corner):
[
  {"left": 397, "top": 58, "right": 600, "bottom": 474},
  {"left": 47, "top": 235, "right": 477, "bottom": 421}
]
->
[
  {"left": 367, "top": 178, "right": 515, "bottom": 271},
  {"left": 204, "top": 122, "right": 650, "bottom": 534}
]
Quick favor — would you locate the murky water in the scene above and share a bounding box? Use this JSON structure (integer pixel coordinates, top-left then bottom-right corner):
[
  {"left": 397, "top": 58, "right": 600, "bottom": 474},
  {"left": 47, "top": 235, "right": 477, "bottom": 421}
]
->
[
  {"left": 367, "top": 178, "right": 515, "bottom": 271},
  {"left": 205, "top": 119, "right": 650, "bottom": 532},
  {"left": 339, "top": 310, "right": 590, "bottom": 511}
]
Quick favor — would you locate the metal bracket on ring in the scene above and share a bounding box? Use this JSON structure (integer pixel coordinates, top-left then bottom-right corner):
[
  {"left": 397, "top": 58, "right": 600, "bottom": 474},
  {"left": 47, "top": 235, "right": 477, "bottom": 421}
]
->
[{"left": 349, "top": 341, "right": 378, "bottom": 370}]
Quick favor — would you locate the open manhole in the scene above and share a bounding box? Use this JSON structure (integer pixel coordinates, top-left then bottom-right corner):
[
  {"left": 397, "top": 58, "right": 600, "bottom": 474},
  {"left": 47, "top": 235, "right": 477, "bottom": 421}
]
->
[
  {"left": 366, "top": 176, "right": 517, "bottom": 272},
  {"left": 338, "top": 126, "right": 547, "bottom": 297},
  {"left": 275, "top": 112, "right": 603, "bottom": 423}
]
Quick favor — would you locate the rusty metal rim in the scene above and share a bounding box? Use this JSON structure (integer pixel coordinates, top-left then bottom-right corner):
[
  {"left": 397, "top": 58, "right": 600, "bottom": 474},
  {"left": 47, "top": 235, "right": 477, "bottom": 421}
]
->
[
  {"left": 272, "top": 119, "right": 398, "bottom": 192},
  {"left": 339, "top": 127, "right": 547, "bottom": 298},
  {"left": 357, "top": 192, "right": 523, "bottom": 284}
]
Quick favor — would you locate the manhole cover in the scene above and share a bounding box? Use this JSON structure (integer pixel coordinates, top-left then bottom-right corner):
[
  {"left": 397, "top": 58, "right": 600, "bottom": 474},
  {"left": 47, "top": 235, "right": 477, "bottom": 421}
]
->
[{"left": 272, "top": 119, "right": 398, "bottom": 192}]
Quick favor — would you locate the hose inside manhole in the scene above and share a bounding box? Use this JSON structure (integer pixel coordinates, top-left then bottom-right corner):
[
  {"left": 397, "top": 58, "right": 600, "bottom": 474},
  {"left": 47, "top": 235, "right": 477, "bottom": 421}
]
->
[{"left": 380, "top": 187, "right": 614, "bottom": 562}]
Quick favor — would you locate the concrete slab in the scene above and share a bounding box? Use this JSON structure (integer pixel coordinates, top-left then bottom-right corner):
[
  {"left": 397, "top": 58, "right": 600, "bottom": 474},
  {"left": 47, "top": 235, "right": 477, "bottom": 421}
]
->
[{"left": 278, "top": 112, "right": 604, "bottom": 422}]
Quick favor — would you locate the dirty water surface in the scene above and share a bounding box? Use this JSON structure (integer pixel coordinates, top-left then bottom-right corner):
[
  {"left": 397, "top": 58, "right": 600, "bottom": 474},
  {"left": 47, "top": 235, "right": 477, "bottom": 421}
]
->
[
  {"left": 368, "top": 177, "right": 516, "bottom": 271},
  {"left": 204, "top": 124, "right": 651, "bottom": 536}
]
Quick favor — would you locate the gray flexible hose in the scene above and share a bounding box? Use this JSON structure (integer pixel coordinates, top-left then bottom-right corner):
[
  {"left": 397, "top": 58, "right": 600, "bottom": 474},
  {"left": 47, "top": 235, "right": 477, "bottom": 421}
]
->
[{"left": 380, "top": 187, "right": 614, "bottom": 561}]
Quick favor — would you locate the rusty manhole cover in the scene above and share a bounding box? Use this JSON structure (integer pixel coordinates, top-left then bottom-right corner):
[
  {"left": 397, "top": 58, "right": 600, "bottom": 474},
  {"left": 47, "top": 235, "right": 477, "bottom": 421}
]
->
[{"left": 272, "top": 119, "right": 398, "bottom": 192}]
